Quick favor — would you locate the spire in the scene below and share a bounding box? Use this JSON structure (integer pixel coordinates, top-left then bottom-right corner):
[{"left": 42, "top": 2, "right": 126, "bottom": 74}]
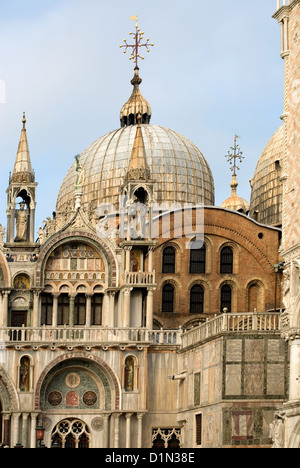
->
[
  {"left": 221, "top": 135, "right": 249, "bottom": 215},
  {"left": 11, "top": 112, "right": 35, "bottom": 184},
  {"left": 120, "top": 16, "right": 154, "bottom": 127},
  {"left": 126, "top": 113, "right": 151, "bottom": 181}
]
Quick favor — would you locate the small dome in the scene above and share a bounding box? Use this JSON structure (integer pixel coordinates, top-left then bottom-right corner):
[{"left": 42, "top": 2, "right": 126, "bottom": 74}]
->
[
  {"left": 250, "top": 125, "right": 284, "bottom": 226},
  {"left": 56, "top": 125, "right": 215, "bottom": 218},
  {"left": 120, "top": 68, "right": 152, "bottom": 127},
  {"left": 221, "top": 176, "right": 250, "bottom": 214}
]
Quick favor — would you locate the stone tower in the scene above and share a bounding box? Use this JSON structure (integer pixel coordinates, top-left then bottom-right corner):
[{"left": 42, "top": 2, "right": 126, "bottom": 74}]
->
[{"left": 273, "top": 0, "right": 300, "bottom": 448}]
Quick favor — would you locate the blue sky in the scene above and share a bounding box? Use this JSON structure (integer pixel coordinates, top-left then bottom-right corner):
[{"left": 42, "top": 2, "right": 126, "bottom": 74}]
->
[{"left": 0, "top": 0, "right": 283, "bottom": 231}]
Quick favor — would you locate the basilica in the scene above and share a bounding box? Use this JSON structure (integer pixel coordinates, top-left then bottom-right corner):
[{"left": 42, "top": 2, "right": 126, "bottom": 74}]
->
[{"left": 0, "top": 1, "right": 299, "bottom": 449}]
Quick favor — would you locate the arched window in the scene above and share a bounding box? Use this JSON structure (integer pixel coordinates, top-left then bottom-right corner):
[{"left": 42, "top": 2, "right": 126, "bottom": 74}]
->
[
  {"left": 58, "top": 294, "right": 70, "bottom": 325},
  {"left": 190, "top": 245, "right": 206, "bottom": 274},
  {"left": 220, "top": 246, "right": 233, "bottom": 274},
  {"left": 162, "top": 247, "right": 176, "bottom": 273},
  {"left": 162, "top": 284, "right": 175, "bottom": 313},
  {"left": 91, "top": 294, "right": 103, "bottom": 326},
  {"left": 221, "top": 285, "right": 232, "bottom": 313},
  {"left": 74, "top": 294, "right": 86, "bottom": 326},
  {"left": 41, "top": 293, "right": 53, "bottom": 326},
  {"left": 190, "top": 285, "right": 204, "bottom": 314}
]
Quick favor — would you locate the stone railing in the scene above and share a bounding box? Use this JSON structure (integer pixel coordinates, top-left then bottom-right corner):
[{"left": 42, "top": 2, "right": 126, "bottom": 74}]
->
[
  {"left": 0, "top": 326, "right": 181, "bottom": 348},
  {"left": 0, "top": 313, "right": 281, "bottom": 350},
  {"left": 276, "top": 0, "right": 292, "bottom": 9},
  {"left": 121, "top": 271, "right": 156, "bottom": 286},
  {"left": 181, "top": 312, "right": 281, "bottom": 349}
]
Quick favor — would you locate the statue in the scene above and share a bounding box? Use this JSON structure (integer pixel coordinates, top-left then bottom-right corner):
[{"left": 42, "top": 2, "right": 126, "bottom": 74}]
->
[
  {"left": 270, "top": 415, "right": 285, "bottom": 449},
  {"left": 128, "top": 198, "right": 147, "bottom": 239},
  {"left": 75, "top": 155, "right": 85, "bottom": 188},
  {"left": 125, "top": 357, "right": 134, "bottom": 392},
  {"left": 15, "top": 202, "right": 28, "bottom": 242},
  {"left": 0, "top": 224, "right": 6, "bottom": 247}
]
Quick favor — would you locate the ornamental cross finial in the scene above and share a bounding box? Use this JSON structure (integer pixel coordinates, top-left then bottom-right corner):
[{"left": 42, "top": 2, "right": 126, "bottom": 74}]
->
[
  {"left": 120, "top": 15, "right": 154, "bottom": 69},
  {"left": 225, "top": 135, "right": 245, "bottom": 177}
]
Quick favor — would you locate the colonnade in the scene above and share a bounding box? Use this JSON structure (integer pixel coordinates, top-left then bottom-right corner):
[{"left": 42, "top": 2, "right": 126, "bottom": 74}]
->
[{"left": 0, "top": 411, "right": 145, "bottom": 448}]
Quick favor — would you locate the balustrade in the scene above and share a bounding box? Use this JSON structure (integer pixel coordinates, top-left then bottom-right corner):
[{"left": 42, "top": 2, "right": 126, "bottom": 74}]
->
[{"left": 0, "top": 312, "right": 281, "bottom": 349}]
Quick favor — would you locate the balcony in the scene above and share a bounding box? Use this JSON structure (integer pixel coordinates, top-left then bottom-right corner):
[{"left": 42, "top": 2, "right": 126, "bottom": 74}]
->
[
  {"left": 0, "top": 313, "right": 281, "bottom": 351},
  {"left": 0, "top": 325, "right": 181, "bottom": 349},
  {"left": 120, "top": 271, "right": 156, "bottom": 287}
]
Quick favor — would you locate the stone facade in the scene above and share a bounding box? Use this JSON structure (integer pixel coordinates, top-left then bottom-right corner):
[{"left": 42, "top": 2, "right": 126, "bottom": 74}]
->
[{"left": 0, "top": 3, "right": 296, "bottom": 449}]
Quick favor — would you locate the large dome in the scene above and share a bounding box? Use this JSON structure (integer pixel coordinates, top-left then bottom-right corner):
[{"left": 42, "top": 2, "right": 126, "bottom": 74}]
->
[
  {"left": 56, "top": 124, "right": 215, "bottom": 216},
  {"left": 250, "top": 125, "right": 284, "bottom": 227}
]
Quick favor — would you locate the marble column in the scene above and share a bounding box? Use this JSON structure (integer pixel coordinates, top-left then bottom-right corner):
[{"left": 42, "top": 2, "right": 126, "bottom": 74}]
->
[
  {"left": 85, "top": 293, "right": 92, "bottom": 327},
  {"left": 32, "top": 291, "right": 41, "bottom": 328},
  {"left": 3, "top": 414, "right": 11, "bottom": 447},
  {"left": 125, "top": 413, "right": 134, "bottom": 448},
  {"left": 11, "top": 413, "right": 21, "bottom": 447},
  {"left": 146, "top": 288, "right": 154, "bottom": 330},
  {"left": 123, "top": 288, "right": 133, "bottom": 328},
  {"left": 30, "top": 413, "right": 38, "bottom": 449},
  {"left": 102, "top": 413, "right": 111, "bottom": 448},
  {"left": 289, "top": 337, "right": 300, "bottom": 401},
  {"left": 69, "top": 294, "right": 76, "bottom": 327},
  {"left": 1, "top": 291, "right": 9, "bottom": 328},
  {"left": 113, "top": 413, "right": 122, "bottom": 448},
  {"left": 137, "top": 413, "right": 144, "bottom": 449},
  {"left": 109, "top": 292, "right": 116, "bottom": 328},
  {"left": 52, "top": 293, "right": 59, "bottom": 328},
  {"left": 22, "top": 413, "right": 29, "bottom": 448},
  {"left": 102, "top": 293, "right": 110, "bottom": 327}
]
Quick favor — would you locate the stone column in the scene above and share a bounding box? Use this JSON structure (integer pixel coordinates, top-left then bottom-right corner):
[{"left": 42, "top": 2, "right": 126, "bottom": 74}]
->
[
  {"left": 30, "top": 413, "right": 38, "bottom": 449},
  {"left": 146, "top": 288, "right": 154, "bottom": 330},
  {"left": 32, "top": 291, "right": 41, "bottom": 328},
  {"left": 22, "top": 413, "right": 29, "bottom": 448},
  {"left": 136, "top": 413, "right": 144, "bottom": 449},
  {"left": 109, "top": 291, "right": 116, "bottom": 328},
  {"left": 102, "top": 413, "right": 111, "bottom": 448},
  {"left": 102, "top": 293, "right": 110, "bottom": 327},
  {"left": 85, "top": 293, "right": 92, "bottom": 327},
  {"left": 125, "top": 413, "right": 134, "bottom": 448},
  {"left": 123, "top": 288, "right": 133, "bottom": 328},
  {"left": 288, "top": 336, "right": 300, "bottom": 401},
  {"left": 11, "top": 413, "right": 21, "bottom": 447},
  {"left": 69, "top": 294, "right": 76, "bottom": 327},
  {"left": 148, "top": 247, "right": 154, "bottom": 273},
  {"left": 3, "top": 414, "right": 11, "bottom": 447},
  {"left": 113, "top": 413, "right": 122, "bottom": 448},
  {"left": 1, "top": 291, "right": 9, "bottom": 328},
  {"left": 52, "top": 293, "right": 59, "bottom": 328},
  {"left": 125, "top": 246, "right": 132, "bottom": 272}
]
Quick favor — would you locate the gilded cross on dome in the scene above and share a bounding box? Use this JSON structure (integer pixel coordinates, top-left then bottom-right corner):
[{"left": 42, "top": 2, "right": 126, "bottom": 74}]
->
[
  {"left": 120, "top": 15, "right": 154, "bottom": 68},
  {"left": 225, "top": 135, "right": 245, "bottom": 177}
]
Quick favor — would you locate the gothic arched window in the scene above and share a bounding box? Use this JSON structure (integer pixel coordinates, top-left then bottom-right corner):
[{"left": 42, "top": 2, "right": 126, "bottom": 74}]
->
[
  {"left": 162, "top": 247, "right": 176, "bottom": 273},
  {"left": 162, "top": 284, "right": 175, "bottom": 313},
  {"left": 220, "top": 246, "right": 233, "bottom": 274},
  {"left": 190, "top": 285, "right": 204, "bottom": 314}
]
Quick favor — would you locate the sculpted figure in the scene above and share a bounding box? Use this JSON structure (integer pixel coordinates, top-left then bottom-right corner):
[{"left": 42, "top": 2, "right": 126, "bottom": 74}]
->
[
  {"left": 15, "top": 202, "right": 28, "bottom": 242},
  {"left": 75, "top": 155, "right": 85, "bottom": 188}
]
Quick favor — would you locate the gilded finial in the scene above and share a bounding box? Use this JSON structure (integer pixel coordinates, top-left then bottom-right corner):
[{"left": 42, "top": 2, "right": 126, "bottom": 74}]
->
[
  {"left": 225, "top": 135, "right": 244, "bottom": 177},
  {"left": 120, "top": 15, "right": 154, "bottom": 68},
  {"left": 22, "top": 112, "right": 26, "bottom": 130}
]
